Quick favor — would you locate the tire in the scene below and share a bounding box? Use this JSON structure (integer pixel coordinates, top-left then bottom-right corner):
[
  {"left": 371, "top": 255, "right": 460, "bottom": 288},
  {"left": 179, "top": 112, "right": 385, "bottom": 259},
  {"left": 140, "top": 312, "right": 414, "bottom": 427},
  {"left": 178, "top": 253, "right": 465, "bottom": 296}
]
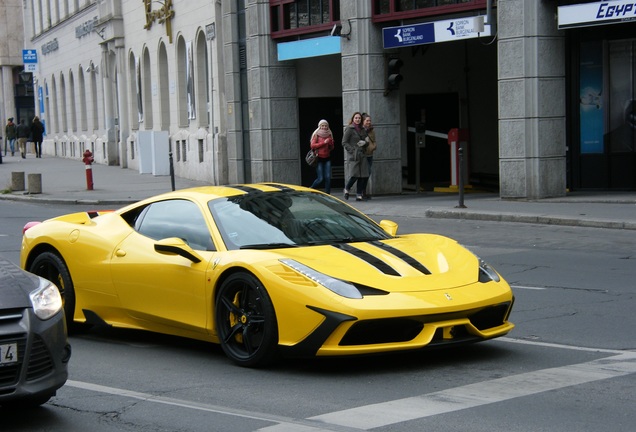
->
[
  {"left": 215, "top": 272, "right": 278, "bottom": 367},
  {"left": 29, "top": 252, "right": 77, "bottom": 330}
]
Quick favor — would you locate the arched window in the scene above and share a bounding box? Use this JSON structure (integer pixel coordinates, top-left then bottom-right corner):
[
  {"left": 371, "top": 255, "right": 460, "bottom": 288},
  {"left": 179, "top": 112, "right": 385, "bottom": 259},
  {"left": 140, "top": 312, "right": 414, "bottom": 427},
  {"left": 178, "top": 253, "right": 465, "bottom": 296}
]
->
[
  {"left": 129, "top": 51, "right": 140, "bottom": 130},
  {"left": 79, "top": 67, "right": 87, "bottom": 131},
  {"left": 69, "top": 70, "right": 77, "bottom": 132},
  {"left": 51, "top": 77, "right": 59, "bottom": 133},
  {"left": 142, "top": 47, "right": 154, "bottom": 129},
  {"left": 195, "top": 30, "right": 210, "bottom": 127},
  {"left": 158, "top": 42, "right": 170, "bottom": 131},
  {"left": 176, "top": 36, "right": 189, "bottom": 127},
  {"left": 59, "top": 73, "right": 68, "bottom": 132}
]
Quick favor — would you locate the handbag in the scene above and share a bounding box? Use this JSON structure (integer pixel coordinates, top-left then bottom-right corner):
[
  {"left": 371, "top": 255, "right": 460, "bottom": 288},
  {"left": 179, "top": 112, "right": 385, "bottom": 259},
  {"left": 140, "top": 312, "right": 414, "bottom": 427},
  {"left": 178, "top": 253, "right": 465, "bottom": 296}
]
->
[{"left": 305, "top": 149, "right": 318, "bottom": 167}]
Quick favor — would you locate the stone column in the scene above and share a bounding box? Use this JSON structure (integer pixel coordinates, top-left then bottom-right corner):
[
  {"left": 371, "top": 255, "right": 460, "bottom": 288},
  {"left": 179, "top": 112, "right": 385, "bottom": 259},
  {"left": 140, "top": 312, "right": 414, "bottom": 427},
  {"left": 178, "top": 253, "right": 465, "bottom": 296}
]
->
[
  {"left": 340, "top": 2, "right": 402, "bottom": 195},
  {"left": 498, "top": 0, "right": 566, "bottom": 198},
  {"left": 245, "top": 0, "right": 299, "bottom": 184}
]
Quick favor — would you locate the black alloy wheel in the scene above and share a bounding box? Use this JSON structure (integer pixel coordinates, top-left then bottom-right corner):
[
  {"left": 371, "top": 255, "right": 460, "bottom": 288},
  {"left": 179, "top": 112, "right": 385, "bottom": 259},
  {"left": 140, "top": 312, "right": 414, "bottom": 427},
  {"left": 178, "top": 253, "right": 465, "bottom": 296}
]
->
[{"left": 215, "top": 272, "right": 278, "bottom": 367}]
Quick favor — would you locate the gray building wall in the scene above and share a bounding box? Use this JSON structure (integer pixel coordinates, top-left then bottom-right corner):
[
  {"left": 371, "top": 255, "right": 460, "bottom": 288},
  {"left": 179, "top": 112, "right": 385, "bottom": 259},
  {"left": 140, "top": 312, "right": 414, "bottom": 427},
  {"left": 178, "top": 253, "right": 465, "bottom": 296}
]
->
[
  {"left": 498, "top": 0, "right": 567, "bottom": 198},
  {"left": 0, "top": 0, "right": 25, "bottom": 130}
]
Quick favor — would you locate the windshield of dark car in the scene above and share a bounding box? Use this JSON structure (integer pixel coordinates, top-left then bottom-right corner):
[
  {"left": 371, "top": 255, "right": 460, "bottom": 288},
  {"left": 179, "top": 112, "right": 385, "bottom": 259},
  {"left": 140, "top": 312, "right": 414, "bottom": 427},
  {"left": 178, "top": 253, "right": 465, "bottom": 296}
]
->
[{"left": 208, "top": 191, "right": 390, "bottom": 250}]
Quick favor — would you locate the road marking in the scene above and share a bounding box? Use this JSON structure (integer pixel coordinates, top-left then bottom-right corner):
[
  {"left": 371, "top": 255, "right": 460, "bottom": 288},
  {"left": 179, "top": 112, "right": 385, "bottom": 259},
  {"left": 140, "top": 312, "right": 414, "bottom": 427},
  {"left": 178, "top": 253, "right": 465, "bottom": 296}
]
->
[
  {"left": 511, "top": 285, "right": 546, "bottom": 290},
  {"left": 307, "top": 352, "right": 636, "bottom": 430},
  {"left": 65, "top": 380, "right": 357, "bottom": 432},
  {"left": 66, "top": 343, "right": 636, "bottom": 432},
  {"left": 498, "top": 337, "right": 627, "bottom": 354}
]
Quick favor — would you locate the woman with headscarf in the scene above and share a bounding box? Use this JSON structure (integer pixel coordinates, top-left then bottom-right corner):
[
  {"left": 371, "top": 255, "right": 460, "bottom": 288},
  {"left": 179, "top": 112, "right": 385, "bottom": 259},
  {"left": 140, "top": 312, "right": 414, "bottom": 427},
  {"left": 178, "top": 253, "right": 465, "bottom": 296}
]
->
[{"left": 309, "top": 119, "right": 335, "bottom": 194}]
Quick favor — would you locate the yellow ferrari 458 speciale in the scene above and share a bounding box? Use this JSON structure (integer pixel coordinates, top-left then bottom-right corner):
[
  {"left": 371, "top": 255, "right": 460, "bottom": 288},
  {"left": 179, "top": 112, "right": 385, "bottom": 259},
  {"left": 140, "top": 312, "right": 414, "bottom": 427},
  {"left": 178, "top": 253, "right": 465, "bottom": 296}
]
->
[{"left": 21, "top": 183, "right": 514, "bottom": 367}]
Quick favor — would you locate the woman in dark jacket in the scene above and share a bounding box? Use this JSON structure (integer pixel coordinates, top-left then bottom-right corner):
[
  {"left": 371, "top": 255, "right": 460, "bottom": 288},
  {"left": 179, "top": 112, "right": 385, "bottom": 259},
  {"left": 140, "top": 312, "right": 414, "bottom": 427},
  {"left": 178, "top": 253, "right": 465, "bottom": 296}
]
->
[
  {"left": 31, "top": 116, "right": 45, "bottom": 158},
  {"left": 342, "top": 112, "right": 369, "bottom": 201}
]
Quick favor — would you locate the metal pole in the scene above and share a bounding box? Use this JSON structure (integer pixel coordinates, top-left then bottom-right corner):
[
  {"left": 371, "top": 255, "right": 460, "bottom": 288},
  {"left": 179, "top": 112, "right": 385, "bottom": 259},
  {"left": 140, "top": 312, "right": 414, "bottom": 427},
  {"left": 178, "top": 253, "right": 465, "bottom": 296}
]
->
[
  {"left": 169, "top": 151, "right": 175, "bottom": 191},
  {"left": 456, "top": 145, "right": 466, "bottom": 208}
]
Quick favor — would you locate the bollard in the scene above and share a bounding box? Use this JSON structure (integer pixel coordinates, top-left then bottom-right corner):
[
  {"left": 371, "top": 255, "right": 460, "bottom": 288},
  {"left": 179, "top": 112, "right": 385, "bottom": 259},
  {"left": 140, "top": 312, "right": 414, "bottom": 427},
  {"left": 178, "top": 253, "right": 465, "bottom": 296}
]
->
[
  {"left": 11, "top": 171, "right": 25, "bottom": 191},
  {"left": 27, "top": 173, "right": 42, "bottom": 194},
  {"left": 82, "top": 149, "right": 94, "bottom": 190}
]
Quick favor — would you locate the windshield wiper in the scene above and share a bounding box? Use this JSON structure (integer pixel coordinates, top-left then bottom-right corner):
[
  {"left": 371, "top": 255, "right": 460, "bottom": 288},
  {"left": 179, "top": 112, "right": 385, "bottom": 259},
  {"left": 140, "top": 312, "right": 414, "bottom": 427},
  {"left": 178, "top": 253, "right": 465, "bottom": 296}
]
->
[
  {"left": 239, "top": 242, "right": 298, "bottom": 250},
  {"left": 306, "top": 236, "right": 379, "bottom": 246}
]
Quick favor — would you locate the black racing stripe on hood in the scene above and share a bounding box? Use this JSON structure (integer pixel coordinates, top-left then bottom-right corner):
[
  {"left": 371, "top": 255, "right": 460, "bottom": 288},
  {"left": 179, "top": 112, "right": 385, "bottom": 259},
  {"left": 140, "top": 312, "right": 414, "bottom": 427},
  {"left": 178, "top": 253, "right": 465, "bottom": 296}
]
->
[
  {"left": 370, "top": 241, "right": 432, "bottom": 275},
  {"left": 332, "top": 244, "right": 401, "bottom": 276}
]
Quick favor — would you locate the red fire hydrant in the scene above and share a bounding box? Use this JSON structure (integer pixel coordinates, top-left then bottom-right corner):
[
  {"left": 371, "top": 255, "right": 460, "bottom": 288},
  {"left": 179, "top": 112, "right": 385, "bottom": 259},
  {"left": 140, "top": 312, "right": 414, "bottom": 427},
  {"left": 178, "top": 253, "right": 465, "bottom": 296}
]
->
[{"left": 82, "top": 149, "right": 94, "bottom": 190}]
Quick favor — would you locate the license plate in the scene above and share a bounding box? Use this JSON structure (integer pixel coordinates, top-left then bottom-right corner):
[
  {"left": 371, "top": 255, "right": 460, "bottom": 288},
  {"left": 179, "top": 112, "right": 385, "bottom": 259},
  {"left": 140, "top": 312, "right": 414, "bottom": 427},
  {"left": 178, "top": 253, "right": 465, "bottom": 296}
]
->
[{"left": 0, "top": 342, "right": 18, "bottom": 365}]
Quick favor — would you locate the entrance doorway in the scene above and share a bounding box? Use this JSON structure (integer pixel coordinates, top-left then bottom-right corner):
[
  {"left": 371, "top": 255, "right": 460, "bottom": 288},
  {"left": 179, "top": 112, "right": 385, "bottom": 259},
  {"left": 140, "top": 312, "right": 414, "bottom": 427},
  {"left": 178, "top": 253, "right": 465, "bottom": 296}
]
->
[
  {"left": 298, "top": 97, "right": 344, "bottom": 190},
  {"left": 405, "top": 93, "right": 459, "bottom": 191}
]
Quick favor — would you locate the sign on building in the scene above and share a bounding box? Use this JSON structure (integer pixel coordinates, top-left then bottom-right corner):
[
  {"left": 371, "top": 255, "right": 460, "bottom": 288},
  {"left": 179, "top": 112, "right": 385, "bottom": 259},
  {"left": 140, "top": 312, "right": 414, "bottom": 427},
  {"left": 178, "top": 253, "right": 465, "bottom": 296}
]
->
[{"left": 23, "top": 49, "right": 38, "bottom": 73}]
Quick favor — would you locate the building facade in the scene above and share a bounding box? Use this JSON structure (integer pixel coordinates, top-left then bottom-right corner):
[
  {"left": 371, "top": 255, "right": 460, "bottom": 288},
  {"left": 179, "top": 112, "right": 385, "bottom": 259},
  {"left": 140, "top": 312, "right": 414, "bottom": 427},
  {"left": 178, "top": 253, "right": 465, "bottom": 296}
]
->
[
  {"left": 1, "top": 0, "right": 34, "bottom": 142},
  {"left": 18, "top": 1, "right": 635, "bottom": 198}
]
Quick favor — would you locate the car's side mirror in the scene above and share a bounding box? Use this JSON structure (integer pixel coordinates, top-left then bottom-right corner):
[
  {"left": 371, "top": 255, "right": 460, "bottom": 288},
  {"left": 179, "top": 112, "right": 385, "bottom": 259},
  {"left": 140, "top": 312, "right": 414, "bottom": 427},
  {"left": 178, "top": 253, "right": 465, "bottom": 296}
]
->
[
  {"left": 154, "top": 237, "right": 204, "bottom": 263},
  {"left": 379, "top": 220, "right": 398, "bottom": 236}
]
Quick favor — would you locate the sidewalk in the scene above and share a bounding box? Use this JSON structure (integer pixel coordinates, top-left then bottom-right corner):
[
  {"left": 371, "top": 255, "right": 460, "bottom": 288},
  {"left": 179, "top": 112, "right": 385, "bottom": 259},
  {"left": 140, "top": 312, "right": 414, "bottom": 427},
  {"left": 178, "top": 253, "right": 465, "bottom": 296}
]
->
[{"left": 1, "top": 153, "right": 635, "bottom": 230}]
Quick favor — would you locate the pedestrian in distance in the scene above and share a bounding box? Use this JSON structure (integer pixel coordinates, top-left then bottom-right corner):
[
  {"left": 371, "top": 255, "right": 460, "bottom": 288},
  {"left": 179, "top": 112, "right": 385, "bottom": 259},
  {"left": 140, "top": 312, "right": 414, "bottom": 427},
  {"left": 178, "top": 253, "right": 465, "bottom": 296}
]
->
[
  {"left": 31, "top": 116, "right": 45, "bottom": 158},
  {"left": 16, "top": 119, "right": 30, "bottom": 159},
  {"left": 342, "top": 112, "right": 369, "bottom": 201},
  {"left": 5, "top": 117, "right": 17, "bottom": 157},
  {"left": 309, "top": 119, "right": 335, "bottom": 194},
  {"left": 361, "top": 113, "right": 377, "bottom": 200}
]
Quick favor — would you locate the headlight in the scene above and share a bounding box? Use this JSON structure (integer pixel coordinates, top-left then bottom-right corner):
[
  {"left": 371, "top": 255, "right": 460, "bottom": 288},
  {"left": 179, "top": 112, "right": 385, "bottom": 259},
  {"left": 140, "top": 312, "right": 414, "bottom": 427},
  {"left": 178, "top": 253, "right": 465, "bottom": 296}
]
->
[
  {"left": 478, "top": 259, "right": 501, "bottom": 283},
  {"left": 29, "top": 277, "right": 63, "bottom": 320},
  {"left": 280, "top": 259, "right": 362, "bottom": 299}
]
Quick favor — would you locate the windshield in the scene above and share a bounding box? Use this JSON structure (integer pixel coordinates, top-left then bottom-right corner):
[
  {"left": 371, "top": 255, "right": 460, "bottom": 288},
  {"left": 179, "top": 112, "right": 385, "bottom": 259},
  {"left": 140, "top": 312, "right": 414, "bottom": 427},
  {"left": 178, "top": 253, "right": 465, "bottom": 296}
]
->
[{"left": 209, "top": 191, "right": 390, "bottom": 250}]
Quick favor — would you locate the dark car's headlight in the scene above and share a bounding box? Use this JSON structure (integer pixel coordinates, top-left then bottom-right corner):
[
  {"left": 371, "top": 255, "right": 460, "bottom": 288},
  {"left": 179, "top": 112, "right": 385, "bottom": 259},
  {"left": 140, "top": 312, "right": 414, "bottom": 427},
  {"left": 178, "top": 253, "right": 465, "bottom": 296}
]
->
[
  {"left": 280, "top": 259, "right": 363, "bottom": 299},
  {"left": 29, "top": 277, "right": 63, "bottom": 320}
]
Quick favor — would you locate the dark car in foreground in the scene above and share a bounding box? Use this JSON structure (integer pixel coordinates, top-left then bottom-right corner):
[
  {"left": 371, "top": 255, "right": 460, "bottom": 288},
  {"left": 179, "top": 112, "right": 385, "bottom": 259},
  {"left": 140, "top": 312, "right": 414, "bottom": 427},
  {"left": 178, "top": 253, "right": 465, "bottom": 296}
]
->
[{"left": 0, "top": 258, "right": 71, "bottom": 408}]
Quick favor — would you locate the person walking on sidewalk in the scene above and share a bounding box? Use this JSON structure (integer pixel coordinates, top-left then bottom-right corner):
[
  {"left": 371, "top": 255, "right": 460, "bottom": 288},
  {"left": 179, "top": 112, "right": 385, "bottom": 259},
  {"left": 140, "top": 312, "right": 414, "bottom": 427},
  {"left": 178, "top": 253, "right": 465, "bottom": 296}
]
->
[
  {"left": 309, "top": 119, "right": 335, "bottom": 194},
  {"left": 16, "top": 119, "right": 30, "bottom": 159},
  {"left": 361, "top": 113, "right": 377, "bottom": 200},
  {"left": 342, "top": 112, "right": 369, "bottom": 201},
  {"left": 5, "top": 117, "right": 17, "bottom": 157},
  {"left": 31, "top": 116, "right": 45, "bottom": 158}
]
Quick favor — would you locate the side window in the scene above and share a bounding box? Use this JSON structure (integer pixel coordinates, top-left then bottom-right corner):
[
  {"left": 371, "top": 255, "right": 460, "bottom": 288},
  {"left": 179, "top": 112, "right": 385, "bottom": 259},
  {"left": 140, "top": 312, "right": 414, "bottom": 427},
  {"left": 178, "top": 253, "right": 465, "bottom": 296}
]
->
[{"left": 135, "top": 199, "right": 215, "bottom": 251}]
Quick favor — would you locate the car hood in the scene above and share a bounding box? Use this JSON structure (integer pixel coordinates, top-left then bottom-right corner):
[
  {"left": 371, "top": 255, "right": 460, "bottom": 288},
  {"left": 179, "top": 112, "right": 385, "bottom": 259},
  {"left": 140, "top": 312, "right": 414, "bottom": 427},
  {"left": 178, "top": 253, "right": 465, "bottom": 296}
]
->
[
  {"left": 0, "top": 258, "right": 39, "bottom": 309},
  {"left": 276, "top": 234, "right": 481, "bottom": 292}
]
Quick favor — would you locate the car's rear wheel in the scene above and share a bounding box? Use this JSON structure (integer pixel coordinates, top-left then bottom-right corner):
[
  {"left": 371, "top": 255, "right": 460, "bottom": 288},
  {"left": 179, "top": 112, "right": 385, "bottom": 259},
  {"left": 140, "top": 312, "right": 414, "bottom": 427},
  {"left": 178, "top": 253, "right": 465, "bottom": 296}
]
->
[
  {"left": 29, "top": 252, "right": 76, "bottom": 329},
  {"left": 215, "top": 272, "right": 278, "bottom": 367}
]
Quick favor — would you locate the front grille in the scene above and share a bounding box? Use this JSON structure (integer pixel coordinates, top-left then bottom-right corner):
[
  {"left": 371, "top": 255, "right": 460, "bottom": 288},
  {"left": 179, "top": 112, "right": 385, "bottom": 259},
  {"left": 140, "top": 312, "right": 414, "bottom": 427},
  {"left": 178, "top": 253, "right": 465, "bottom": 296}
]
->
[
  {"left": 338, "top": 301, "right": 512, "bottom": 347},
  {"left": 26, "top": 335, "right": 54, "bottom": 381},
  {"left": 340, "top": 318, "right": 424, "bottom": 346},
  {"left": 0, "top": 309, "right": 23, "bottom": 324},
  {"left": 0, "top": 335, "right": 27, "bottom": 387}
]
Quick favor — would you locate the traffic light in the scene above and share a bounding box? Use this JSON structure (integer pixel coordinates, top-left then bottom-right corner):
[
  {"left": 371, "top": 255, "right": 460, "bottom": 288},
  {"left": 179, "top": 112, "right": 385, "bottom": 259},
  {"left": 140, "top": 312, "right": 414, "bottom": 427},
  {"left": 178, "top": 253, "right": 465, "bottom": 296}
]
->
[{"left": 386, "top": 57, "right": 403, "bottom": 91}]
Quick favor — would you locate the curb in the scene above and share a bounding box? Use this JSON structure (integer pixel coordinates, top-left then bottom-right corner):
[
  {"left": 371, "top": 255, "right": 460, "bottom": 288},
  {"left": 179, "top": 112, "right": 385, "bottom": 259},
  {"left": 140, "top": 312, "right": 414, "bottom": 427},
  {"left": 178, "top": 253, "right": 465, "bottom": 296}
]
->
[{"left": 424, "top": 209, "right": 636, "bottom": 231}]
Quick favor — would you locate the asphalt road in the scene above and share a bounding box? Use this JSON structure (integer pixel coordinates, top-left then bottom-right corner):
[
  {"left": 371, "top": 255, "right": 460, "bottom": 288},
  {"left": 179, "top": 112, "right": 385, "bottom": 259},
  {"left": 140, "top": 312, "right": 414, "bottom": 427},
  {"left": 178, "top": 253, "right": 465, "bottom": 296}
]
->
[{"left": 1, "top": 201, "right": 634, "bottom": 431}]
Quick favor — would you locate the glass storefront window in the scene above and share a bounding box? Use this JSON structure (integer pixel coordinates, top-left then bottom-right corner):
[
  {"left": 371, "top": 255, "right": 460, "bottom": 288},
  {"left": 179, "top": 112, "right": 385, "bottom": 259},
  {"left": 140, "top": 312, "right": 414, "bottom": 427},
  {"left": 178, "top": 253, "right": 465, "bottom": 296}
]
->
[{"left": 374, "top": 0, "right": 485, "bottom": 21}]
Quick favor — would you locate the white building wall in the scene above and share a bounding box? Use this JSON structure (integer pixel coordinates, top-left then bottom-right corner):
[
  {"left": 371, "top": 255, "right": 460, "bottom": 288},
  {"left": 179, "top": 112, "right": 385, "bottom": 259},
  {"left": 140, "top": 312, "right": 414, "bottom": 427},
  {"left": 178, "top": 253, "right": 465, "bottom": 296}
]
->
[{"left": 23, "top": 0, "right": 225, "bottom": 183}]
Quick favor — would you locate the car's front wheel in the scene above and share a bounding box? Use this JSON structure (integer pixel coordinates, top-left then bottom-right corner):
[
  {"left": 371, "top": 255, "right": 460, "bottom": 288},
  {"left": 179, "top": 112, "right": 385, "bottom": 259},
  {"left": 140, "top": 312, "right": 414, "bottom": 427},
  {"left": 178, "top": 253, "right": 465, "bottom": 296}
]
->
[
  {"left": 29, "top": 251, "right": 76, "bottom": 329},
  {"left": 215, "top": 272, "right": 278, "bottom": 367}
]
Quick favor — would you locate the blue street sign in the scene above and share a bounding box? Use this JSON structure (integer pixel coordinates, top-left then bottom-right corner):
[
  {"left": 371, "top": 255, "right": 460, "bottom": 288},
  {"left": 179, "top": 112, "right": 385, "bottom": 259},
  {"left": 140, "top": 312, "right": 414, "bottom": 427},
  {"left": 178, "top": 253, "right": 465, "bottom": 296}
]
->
[
  {"left": 383, "top": 17, "right": 490, "bottom": 49},
  {"left": 383, "top": 23, "right": 435, "bottom": 49},
  {"left": 23, "top": 49, "right": 38, "bottom": 63}
]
